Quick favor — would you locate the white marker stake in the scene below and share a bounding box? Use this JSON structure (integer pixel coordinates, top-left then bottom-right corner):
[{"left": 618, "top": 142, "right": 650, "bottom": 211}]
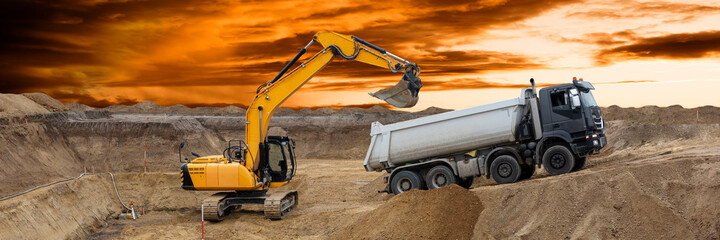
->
[{"left": 201, "top": 204, "right": 205, "bottom": 240}]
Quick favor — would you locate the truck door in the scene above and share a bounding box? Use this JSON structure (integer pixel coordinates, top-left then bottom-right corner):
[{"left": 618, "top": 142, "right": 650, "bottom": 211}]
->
[{"left": 548, "top": 88, "right": 585, "bottom": 135}]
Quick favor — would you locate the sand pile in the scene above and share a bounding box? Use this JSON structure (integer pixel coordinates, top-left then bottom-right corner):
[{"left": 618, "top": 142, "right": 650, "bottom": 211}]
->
[
  {"left": 0, "top": 93, "right": 50, "bottom": 116},
  {"left": 67, "top": 102, "right": 95, "bottom": 111},
  {"left": 596, "top": 120, "right": 720, "bottom": 158},
  {"left": 472, "top": 154, "right": 720, "bottom": 239},
  {"left": 417, "top": 106, "right": 452, "bottom": 114},
  {"left": 21, "top": 93, "right": 69, "bottom": 112},
  {"left": 602, "top": 105, "right": 720, "bottom": 124},
  {"left": 332, "top": 184, "right": 483, "bottom": 240}
]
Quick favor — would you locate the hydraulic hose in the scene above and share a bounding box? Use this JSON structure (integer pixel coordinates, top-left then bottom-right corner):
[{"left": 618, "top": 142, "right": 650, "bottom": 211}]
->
[{"left": 0, "top": 172, "right": 132, "bottom": 211}]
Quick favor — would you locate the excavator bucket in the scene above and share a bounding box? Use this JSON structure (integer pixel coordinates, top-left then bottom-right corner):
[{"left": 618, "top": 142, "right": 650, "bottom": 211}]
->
[{"left": 370, "top": 69, "right": 422, "bottom": 108}]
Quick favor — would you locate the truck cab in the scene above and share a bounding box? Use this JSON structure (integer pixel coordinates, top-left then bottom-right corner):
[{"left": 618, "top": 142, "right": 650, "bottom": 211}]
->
[{"left": 536, "top": 79, "right": 606, "bottom": 173}]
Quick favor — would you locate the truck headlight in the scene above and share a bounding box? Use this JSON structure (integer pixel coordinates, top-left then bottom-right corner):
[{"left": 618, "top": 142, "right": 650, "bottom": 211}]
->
[{"left": 593, "top": 140, "right": 599, "bottom": 146}]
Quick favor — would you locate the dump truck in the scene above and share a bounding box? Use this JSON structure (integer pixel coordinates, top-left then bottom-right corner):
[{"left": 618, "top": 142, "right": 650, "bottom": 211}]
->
[{"left": 364, "top": 78, "right": 606, "bottom": 194}]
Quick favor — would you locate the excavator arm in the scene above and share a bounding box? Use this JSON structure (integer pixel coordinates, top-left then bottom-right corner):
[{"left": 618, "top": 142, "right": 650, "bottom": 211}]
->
[{"left": 245, "top": 31, "right": 422, "bottom": 172}]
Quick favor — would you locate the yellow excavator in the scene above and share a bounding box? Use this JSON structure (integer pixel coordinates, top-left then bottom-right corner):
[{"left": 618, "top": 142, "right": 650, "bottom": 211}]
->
[{"left": 179, "top": 32, "right": 422, "bottom": 221}]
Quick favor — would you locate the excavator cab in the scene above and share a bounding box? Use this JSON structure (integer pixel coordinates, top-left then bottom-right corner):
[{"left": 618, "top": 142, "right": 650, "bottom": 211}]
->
[{"left": 266, "top": 136, "right": 296, "bottom": 184}]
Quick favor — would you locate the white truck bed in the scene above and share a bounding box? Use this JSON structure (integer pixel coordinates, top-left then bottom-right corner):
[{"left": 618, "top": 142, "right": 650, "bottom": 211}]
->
[{"left": 364, "top": 97, "right": 526, "bottom": 171}]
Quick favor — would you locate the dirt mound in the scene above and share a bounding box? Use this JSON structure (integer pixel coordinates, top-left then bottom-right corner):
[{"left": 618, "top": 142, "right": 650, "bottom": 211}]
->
[
  {"left": 21, "top": 93, "right": 69, "bottom": 112},
  {"left": 164, "top": 104, "right": 191, "bottom": 113},
  {"left": 67, "top": 102, "right": 95, "bottom": 111},
  {"left": 472, "top": 153, "right": 720, "bottom": 239},
  {"left": 367, "top": 105, "right": 393, "bottom": 113},
  {"left": 595, "top": 120, "right": 720, "bottom": 160},
  {"left": 133, "top": 101, "right": 162, "bottom": 111},
  {"left": 336, "top": 107, "right": 365, "bottom": 113},
  {"left": 0, "top": 93, "right": 50, "bottom": 116},
  {"left": 332, "top": 184, "right": 483, "bottom": 240},
  {"left": 274, "top": 107, "right": 296, "bottom": 115},
  {"left": 315, "top": 107, "right": 339, "bottom": 115},
  {"left": 221, "top": 105, "right": 246, "bottom": 114},
  {"left": 417, "top": 106, "right": 452, "bottom": 114},
  {"left": 602, "top": 105, "right": 720, "bottom": 124}
]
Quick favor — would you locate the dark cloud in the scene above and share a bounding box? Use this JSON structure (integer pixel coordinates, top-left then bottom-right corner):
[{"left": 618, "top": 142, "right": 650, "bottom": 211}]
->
[
  {"left": 561, "top": 30, "right": 638, "bottom": 46},
  {"left": 346, "top": 0, "right": 582, "bottom": 51},
  {"left": 598, "top": 31, "right": 720, "bottom": 62},
  {"left": 419, "top": 78, "right": 556, "bottom": 91},
  {"left": 568, "top": 1, "right": 720, "bottom": 23},
  {"left": 0, "top": 0, "right": 589, "bottom": 107},
  {"left": 47, "top": 90, "right": 139, "bottom": 107},
  {"left": 304, "top": 78, "right": 555, "bottom": 92},
  {"left": 290, "top": 49, "right": 542, "bottom": 83}
]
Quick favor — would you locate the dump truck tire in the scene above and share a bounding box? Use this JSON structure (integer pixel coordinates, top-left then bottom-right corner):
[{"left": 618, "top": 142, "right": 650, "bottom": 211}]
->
[
  {"left": 542, "top": 145, "right": 575, "bottom": 175},
  {"left": 458, "top": 177, "right": 474, "bottom": 189},
  {"left": 425, "top": 165, "right": 457, "bottom": 189},
  {"left": 391, "top": 170, "right": 423, "bottom": 195},
  {"left": 490, "top": 155, "right": 521, "bottom": 184}
]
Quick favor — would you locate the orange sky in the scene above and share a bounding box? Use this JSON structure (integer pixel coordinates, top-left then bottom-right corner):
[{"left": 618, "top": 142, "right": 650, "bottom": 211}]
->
[{"left": 1, "top": 0, "right": 719, "bottom": 110}]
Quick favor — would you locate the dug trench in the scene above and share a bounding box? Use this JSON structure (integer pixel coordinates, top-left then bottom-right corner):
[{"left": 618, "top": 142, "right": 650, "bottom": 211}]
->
[{"left": 1, "top": 93, "right": 720, "bottom": 239}]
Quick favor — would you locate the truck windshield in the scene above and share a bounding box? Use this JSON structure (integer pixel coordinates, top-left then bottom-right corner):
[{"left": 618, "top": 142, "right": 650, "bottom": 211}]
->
[{"left": 580, "top": 91, "right": 598, "bottom": 107}]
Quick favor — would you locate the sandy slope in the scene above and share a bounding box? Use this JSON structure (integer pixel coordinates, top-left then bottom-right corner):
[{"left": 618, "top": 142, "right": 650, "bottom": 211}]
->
[{"left": 1, "top": 93, "right": 719, "bottom": 239}]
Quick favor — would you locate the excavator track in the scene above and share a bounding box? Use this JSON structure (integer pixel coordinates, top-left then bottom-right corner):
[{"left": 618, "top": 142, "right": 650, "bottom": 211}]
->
[
  {"left": 202, "top": 193, "right": 231, "bottom": 222},
  {"left": 264, "top": 190, "right": 298, "bottom": 220},
  {"left": 201, "top": 190, "right": 297, "bottom": 221}
]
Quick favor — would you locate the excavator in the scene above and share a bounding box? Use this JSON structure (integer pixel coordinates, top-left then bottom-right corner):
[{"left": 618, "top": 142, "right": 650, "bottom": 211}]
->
[{"left": 179, "top": 32, "right": 422, "bottom": 221}]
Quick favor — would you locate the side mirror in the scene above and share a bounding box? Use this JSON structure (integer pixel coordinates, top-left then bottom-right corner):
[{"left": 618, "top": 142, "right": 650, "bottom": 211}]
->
[
  {"left": 179, "top": 141, "right": 185, "bottom": 149},
  {"left": 569, "top": 88, "right": 581, "bottom": 109},
  {"left": 191, "top": 152, "right": 201, "bottom": 157}
]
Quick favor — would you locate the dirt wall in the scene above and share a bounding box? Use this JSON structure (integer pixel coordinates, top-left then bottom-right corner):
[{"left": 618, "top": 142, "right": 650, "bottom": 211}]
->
[{"left": 0, "top": 175, "right": 121, "bottom": 240}]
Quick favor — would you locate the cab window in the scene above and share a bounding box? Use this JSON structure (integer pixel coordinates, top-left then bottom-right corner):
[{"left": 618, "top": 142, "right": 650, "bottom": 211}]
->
[
  {"left": 267, "top": 142, "right": 288, "bottom": 182},
  {"left": 550, "top": 91, "right": 569, "bottom": 110}
]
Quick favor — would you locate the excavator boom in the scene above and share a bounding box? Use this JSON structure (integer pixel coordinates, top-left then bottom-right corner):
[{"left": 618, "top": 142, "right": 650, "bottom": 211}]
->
[{"left": 245, "top": 32, "right": 421, "bottom": 172}]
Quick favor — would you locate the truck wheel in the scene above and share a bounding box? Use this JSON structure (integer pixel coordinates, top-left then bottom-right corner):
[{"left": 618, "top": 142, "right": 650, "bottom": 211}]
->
[
  {"left": 542, "top": 145, "right": 575, "bottom": 175},
  {"left": 490, "top": 155, "right": 521, "bottom": 184},
  {"left": 458, "top": 177, "right": 474, "bottom": 189},
  {"left": 390, "top": 170, "right": 423, "bottom": 195},
  {"left": 425, "top": 165, "right": 457, "bottom": 189},
  {"left": 519, "top": 164, "right": 535, "bottom": 180},
  {"left": 572, "top": 156, "right": 586, "bottom": 171}
]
